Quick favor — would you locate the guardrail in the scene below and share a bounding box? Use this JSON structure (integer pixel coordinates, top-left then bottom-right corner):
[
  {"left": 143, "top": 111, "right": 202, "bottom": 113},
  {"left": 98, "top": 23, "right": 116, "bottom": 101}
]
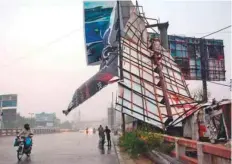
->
[
  {"left": 163, "top": 135, "right": 231, "bottom": 164},
  {"left": 0, "top": 128, "right": 61, "bottom": 137}
]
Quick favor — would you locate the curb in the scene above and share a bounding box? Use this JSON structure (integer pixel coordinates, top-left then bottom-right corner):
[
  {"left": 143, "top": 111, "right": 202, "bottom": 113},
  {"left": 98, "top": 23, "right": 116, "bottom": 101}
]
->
[{"left": 112, "top": 135, "right": 124, "bottom": 164}]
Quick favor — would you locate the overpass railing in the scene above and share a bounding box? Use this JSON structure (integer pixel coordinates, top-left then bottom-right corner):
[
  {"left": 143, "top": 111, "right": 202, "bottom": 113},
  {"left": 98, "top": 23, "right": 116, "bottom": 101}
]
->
[
  {"left": 164, "top": 135, "right": 231, "bottom": 164},
  {"left": 0, "top": 128, "right": 61, "bottom": 137}
]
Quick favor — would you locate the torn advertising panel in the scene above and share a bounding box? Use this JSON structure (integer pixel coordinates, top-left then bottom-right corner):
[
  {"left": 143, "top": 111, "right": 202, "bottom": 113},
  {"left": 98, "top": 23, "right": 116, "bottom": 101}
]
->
[
  {"left": 84, "top": 1, "right": 133, "bottom": 65},
  {"left": 84, "top": 1, "right": 115, "bottom": 65},
  {"left": 63, "top": 56, "right": 118, "bottom": 115},
  {"left": 64, "top": 1, "right": 135, "bottom": 115},
  {"left": 115, "top": 9, "right": 198, "bottom": 129}
]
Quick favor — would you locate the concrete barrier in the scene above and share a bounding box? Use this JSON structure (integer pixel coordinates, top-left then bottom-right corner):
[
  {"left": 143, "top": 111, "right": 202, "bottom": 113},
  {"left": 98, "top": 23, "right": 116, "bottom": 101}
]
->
[{"left": 0, "top": 128, "right": 61, "bottom": 137}]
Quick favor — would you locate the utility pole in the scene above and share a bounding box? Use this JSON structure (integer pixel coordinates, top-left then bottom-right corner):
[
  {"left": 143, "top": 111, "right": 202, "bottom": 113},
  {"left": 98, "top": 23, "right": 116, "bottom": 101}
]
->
[
  {"left": 28, "top": 113, "right": 34, "bottom": 127},
  {"left": 0, "top": 100, "right": 3, "bottom": 129},
  {"left": 117, "top": 0, "right": 125, "bottom": 136},
  {"left": 230, "top": 79, "right": 232, "bottom": 92},
  {"left": 111, "top": 92, "right": 113, "bottom": 130},
  {"left": 200, "top": 39, "right": 208, "bottom": 103},
  {"left": 78, "top": 110, "right": 81, "bottom": 122}
]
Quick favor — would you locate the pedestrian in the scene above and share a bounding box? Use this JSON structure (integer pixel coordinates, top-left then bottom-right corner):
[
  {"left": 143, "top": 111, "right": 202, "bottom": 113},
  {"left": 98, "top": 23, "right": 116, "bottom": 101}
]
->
[
  {"left": 98, "top": 125, "right": 104, "bottom": 138},
  {"left": 98, "top": 125, "right": 105, "bottom": 145},
  {"left": 105, "top": 126, "right": 111, "bottom": 146}
]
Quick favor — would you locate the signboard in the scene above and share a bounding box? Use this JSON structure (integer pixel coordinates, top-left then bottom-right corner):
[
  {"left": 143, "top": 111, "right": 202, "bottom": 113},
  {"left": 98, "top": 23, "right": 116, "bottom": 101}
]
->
[
  {"left": 0, "top": 94, "right": 17, "bottom": 108},
  {"left": 149, "top": 33, "right": 225, "bottom": 81},
  {"left": 84, "top": 1, "right": 133, "bottom": 66},
  {"left": 84, "top": 1, "right": 116, "bottom": 65},
  {"left": 35, "top": 113, "right": 55, "bottom": 122},
  {"left": 65, "top": 64, "right": 118, "bottom": 115},
  {"left": 46, "top": 122, "right": 54, "bottom": 127}
]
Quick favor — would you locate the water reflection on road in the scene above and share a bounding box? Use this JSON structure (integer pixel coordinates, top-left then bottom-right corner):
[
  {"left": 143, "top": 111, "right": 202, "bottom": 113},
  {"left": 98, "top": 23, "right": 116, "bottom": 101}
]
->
[{"left": 0, "top": 132, "right": 118, "bottom": 164}]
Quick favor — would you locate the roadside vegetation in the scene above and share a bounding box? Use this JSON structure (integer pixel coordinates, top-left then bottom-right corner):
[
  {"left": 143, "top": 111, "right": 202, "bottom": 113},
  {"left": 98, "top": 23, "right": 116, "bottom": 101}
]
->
[{"left": 119, "top": 128, "right": 174, "bottom": 158}]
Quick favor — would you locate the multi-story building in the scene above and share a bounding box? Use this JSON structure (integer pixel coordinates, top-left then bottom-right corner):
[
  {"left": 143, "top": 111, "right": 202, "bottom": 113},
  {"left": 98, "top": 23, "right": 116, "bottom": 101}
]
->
[
  {"left": 0, "top": 94, "right": 17, "bottom": 128},
  {"left": 35, "top": 112, "right": 56, "bottom": 127}
]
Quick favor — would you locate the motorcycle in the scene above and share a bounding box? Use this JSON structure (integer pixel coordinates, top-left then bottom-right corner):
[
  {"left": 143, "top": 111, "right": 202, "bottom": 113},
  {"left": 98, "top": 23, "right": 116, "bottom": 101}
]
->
[{"left": 14, "top": 133, "right": 33, "bottom": 161}]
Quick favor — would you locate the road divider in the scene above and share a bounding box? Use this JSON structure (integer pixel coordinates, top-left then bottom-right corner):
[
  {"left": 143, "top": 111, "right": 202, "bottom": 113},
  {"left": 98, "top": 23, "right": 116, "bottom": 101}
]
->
[{"left": 0, "top": 128, "right": 61, "bottom": 137}]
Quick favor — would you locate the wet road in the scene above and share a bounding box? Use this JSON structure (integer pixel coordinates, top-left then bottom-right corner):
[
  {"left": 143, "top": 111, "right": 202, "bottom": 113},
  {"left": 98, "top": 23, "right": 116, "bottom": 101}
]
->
[{"left": 0, "top": 132, "right": 118, "bottom": 164}]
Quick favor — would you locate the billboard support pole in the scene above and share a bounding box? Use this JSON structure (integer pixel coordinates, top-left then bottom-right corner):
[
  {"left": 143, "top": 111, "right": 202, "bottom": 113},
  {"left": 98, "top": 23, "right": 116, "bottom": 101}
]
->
[
  {"left": 151, "top": 22, "right": 173, "bottom": 127},
  {"left": 200, "top": 39, "right": 208, "bottom": 103},
  {"left": 117, "top": 0, "right": 125, "bottom": 137}
]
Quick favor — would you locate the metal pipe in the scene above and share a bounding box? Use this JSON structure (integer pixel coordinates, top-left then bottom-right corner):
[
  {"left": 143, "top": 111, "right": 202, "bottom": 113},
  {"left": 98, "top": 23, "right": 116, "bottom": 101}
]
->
[
  {"left": 152, "top": 42, "right": 173, "bottom": 127},
  {"left": 117, "top": 0, "right": 125, "bottom": 136}
]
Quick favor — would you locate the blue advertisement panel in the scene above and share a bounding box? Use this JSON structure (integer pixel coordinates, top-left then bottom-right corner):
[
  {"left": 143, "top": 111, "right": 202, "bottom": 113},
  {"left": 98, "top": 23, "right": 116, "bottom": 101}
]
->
[{"left": 84, "top": 1, "right": 116, "bottom": 65}]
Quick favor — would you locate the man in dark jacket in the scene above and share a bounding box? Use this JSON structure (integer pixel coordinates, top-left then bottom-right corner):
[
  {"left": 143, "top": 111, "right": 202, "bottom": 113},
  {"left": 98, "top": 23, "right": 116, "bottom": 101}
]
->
[{"left": 105, "top": 126, "right": 111, "bottom": 146}]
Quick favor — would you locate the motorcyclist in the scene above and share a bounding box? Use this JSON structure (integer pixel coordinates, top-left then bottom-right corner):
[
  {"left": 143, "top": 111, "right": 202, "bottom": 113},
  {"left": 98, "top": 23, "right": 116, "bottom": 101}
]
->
[
  {"left": 17, "top": 123, "right": 33, "bottom": 154},
  {"left": 17, "top": 123, "right": 33, "bottom": 138}
]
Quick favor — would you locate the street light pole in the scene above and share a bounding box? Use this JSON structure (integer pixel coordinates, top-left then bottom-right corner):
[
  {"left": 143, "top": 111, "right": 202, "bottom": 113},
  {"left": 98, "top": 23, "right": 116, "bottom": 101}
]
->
[
  {"left": 0, "top": 100, "right": 2, "bottom": 129},
  {"left": 28, "top": 113, "right": 34, "bottom": 127}
]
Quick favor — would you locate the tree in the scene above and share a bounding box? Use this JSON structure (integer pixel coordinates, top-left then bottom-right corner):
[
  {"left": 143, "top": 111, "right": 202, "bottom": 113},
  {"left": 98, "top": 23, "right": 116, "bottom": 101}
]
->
[
  {"left": 15, "top": 113, "right": 36, "bottom": 128},
  {"left": 191, "top": 87, "right": 211, "bottom": 102}
]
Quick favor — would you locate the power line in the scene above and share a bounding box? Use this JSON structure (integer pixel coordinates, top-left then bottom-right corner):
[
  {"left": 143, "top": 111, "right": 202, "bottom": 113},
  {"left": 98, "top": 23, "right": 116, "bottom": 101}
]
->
[
  {"left": 208, "top": 81, "right": 231, "bottom": 87},
  {"left": 169, "top": 31, "right": 231, "bottom": 36},
  {"left": 0, "top": 27, "right": 82, "bottom": 68},
  {"left": 200, "top": 25, "right": 231, "bottom": 38}
]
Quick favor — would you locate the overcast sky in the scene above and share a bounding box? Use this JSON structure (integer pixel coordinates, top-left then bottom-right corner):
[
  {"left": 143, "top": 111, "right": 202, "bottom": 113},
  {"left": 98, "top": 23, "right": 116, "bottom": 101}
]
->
[{"left": 0, "top": 0, "right": 231, "bottom": 122}]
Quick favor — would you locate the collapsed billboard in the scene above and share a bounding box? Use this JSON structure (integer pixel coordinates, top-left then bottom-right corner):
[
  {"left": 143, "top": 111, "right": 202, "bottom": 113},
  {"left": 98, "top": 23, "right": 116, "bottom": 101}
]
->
[
  {"left": 149, "top": 34, "right": 225, "bottom": 81},
  {"left": 66, "top": 1, "right": 200, "bottom": 130},
  {"left": 114, "top": 8, "right": 199, "bottom": 130}
]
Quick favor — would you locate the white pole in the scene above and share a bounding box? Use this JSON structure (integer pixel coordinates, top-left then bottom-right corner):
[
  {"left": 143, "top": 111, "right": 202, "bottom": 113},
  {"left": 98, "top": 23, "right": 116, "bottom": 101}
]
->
[{"left": 0, "top": 100, "right": 2, "bottom": 129}]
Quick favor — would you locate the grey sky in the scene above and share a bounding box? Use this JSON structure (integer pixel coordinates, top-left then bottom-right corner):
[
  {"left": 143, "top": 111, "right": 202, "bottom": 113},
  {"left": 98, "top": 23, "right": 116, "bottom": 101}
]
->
[{"left": 0, "top": 0, "right": 231, "bottom": 122}]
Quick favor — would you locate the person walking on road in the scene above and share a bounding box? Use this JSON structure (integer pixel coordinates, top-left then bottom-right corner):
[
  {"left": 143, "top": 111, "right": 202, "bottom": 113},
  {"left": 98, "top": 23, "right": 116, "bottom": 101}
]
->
[
  {"left": 105, "top": 126, "right": 111, "bottom": 146},
  {"left": 98, "top": 125, "right": 105, "bottom": 145},
  {"left": 98, "top": 125, "right": 104, "bottom": 137}
]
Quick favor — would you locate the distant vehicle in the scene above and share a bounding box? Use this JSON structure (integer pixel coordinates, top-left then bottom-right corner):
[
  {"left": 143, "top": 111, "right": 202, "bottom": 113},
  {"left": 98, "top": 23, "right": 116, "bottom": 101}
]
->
[{"left": 86, "top": 128, "right": 89, "bottom": 134}]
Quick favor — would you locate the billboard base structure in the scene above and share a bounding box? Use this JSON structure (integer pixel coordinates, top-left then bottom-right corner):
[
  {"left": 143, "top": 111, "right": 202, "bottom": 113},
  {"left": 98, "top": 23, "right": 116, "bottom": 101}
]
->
[{"left": 114, "top": 3, "right": 200, "bottom": 130}]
